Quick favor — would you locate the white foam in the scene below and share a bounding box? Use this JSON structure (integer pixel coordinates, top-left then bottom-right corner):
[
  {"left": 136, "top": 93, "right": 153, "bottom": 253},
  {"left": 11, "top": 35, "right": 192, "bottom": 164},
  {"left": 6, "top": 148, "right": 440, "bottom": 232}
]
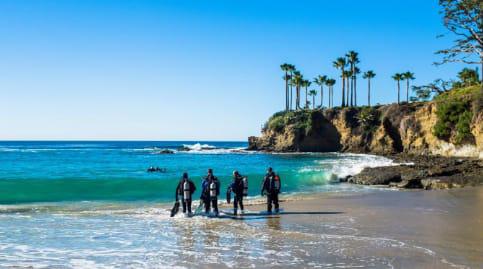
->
[{"left": 308, "top": 153, "right": 396, "bottom": 180}]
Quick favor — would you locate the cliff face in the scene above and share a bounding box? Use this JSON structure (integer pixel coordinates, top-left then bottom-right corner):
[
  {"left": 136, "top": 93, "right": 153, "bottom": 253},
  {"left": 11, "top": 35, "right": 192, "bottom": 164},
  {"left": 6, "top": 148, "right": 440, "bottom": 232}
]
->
[{"left": 249, "top": 92, "right": 483, "bottom": 158}]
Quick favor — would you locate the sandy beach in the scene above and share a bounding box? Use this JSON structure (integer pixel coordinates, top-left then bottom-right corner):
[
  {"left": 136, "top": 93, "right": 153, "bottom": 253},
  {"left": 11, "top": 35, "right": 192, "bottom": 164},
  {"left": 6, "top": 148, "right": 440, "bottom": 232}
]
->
[{"left": 166, "top": 186, "right": 483, "bottom": 268}]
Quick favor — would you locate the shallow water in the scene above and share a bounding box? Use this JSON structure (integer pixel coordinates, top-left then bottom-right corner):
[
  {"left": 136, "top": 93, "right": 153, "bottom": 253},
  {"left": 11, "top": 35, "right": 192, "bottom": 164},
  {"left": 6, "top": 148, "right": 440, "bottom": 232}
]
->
[
  {"left": 0, "top": 141, "right": 416, "bottom": 268},
  {"left": 2, "top": 190, "right": 480, "bottom": 269}
]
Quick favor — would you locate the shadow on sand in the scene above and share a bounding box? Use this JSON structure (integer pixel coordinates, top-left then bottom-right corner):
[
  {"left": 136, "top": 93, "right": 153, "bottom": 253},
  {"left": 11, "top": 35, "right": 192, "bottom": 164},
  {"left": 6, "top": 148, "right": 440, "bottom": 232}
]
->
[{"left": 213, "top": 211, "right": 344, "bottom": 220}]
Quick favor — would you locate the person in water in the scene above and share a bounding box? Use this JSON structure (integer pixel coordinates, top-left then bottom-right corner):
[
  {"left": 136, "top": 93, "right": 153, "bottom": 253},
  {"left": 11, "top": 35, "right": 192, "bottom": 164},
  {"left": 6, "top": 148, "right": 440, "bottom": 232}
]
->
[
  {"left": 228, "top": 170, "right": 245, "bottom": 215},
  {"left": 175, "top": 172, "right": 196, "bottom": 215},
  {"left": 261, "top": 167, "right": 281, "bottom": 214},
  {"left": 201, "top": 168, "right": 220, "bottom": 216}
]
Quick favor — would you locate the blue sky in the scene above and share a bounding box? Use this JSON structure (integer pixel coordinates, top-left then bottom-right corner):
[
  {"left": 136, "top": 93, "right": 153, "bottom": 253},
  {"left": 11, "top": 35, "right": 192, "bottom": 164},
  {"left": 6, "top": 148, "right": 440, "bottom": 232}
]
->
[{"left": 0, "top": 0, "right": 475, "bottom": 141}]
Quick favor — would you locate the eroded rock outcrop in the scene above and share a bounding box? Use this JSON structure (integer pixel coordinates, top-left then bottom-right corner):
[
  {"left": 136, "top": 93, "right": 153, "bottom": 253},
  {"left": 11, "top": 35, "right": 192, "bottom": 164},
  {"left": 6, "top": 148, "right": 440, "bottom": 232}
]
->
[{"left": 249, "top": 99, "right": 482, "bottom": 158}]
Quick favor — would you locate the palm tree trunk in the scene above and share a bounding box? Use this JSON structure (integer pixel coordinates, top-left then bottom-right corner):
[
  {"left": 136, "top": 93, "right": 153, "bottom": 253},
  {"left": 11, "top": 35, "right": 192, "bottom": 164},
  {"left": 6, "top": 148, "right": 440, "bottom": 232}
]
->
[
  {"left": 312, "top": 95, "right": 315, "bottom": 109},
  {"left": 368, "top": 79, "right": 371, "bottom": 107},
  {"left": 295, "top": 85, "right": 300, "bottom": 110},
  {"left": 291, "top": 83, "right": 294, "bottom": 110},
  {"left": 354, "top": 76, "right": 357, "bottom": 106},
  {"left": 406, "top": 79, "right": 409, "bottom": 103},
  {"left": 350, "top": 77, "right": 353, "bottom": 107},
  {"left": 285, "top": 72, "right": 288, "bottom": 111},
  {"left": 341, "top": 75, "right": 346, "bottom": 107},
  {"left": 320, "top": 86, "right": 323, "bottom": 108},
  {"left": 331, "top": 86, "right": 333, "bottom": 108},
  {"left": 331, "top": 86, "right": 334, "bottom": 108},
  {"left": 397, "top": 81, "right": 400, "bottom": 104},
  {"left": 305, "top": 87, "right": 308, "bottom": 109},
  {"left": 346, "top": 78, "right": 352, "bottom": 106}
]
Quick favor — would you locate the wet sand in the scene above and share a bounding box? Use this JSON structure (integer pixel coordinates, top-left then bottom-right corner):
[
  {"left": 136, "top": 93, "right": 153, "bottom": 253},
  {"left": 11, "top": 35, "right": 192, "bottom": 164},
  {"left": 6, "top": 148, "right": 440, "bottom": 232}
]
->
[
  {"left": 1, "top": 187, "right": 482, "bottom": 268},
  {"left": 192, "top": 186, "right": 483, "bottom": 268}
]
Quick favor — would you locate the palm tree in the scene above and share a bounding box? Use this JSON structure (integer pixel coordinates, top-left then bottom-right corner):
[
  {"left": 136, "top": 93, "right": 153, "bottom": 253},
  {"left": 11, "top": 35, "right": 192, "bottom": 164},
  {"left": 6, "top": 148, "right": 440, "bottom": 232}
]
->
[
  {"left": 287, "top": 64, "right": 296, "bottom": 110},
  {"left": 353, "top": 66, "right": 361, "bottom": 106},
  {"left": 346, "top": 51, "right": 360, "bottom": 107},
  {"left": 301, "top": 80, "right": 311, "bottom": 109},
  {"left": 280, "top": 63, "right": 291, "bottom": 111},
  {"left": 392, "top": 73, "right": 404, "bottom": 104},
  {"left": 402, "top": 71, "right": 415, "bottom": 102},
  {"left": 333, "top": 57, "right": 347, "bottom": 107},
  {"left": 309, "top": 89, "right": 317, "bottom": 109},
  {"left": 314, "top": 75, "right": 327, "bottom": 108},
  {"left": 363, "top": 70, "right": 376, "bottom": 106},
  {"left": 292, "top": 71, "right": 303, "bottom": 110},
  {"left": 343, "top": 70, "right": 352, "bottom": 106},
  {"left": 325, "top": 78, "right": 336, "bottom": 108}
]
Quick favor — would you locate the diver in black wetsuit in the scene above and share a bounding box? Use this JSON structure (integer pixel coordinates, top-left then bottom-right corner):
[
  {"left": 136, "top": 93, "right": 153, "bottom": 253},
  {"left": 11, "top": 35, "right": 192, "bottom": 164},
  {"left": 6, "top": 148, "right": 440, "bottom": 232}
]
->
[
  {"left": 228, "top": 170, "right": 245, "bottom": 215},
  {"left": 175, "top": 172, "right": 196, "bottom": 215},
  {"left": 200, "top": 168, "right": 220, "bottom": 216},
  {"left": 261, "top": 167, "right": 281, "bottom": 214}
]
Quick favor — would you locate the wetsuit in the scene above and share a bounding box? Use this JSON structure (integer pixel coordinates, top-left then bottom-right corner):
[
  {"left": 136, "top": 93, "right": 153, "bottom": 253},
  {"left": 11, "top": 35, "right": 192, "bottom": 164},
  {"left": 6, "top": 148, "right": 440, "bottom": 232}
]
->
[
  {"left": 201, "top": 175, "right": 220, "bottom": 215},
  {"left": 229, "top": 175, "right": 245, "bottom": 215},
  {"left": 261, "top": 172, "right": 281, "bottom": 213},
  {"left": 175, "top": 178, "right": 196, "bottom": 214}
]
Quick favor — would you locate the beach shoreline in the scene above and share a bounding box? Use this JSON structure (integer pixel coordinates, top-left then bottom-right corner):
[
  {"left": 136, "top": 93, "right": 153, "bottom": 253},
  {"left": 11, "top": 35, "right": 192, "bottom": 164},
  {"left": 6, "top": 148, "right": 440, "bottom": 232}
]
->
[{"left": 207, "top": 185, "right": 483, "bottom": 268}]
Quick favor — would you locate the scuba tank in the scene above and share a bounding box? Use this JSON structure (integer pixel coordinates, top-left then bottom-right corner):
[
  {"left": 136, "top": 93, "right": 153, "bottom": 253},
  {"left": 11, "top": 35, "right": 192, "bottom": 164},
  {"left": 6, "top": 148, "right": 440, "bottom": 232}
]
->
[
  {"left": 183, "top": 181, "right": 190, "bottom": 200},
  {"left": 273, "top": 175, "right": 280, "bottom": 191},
  {"left": 209, "top": 181, "right": 217, "bottom": 198},
  {"left": 242, "top": 177, "right": 248, "bottom": 197}
]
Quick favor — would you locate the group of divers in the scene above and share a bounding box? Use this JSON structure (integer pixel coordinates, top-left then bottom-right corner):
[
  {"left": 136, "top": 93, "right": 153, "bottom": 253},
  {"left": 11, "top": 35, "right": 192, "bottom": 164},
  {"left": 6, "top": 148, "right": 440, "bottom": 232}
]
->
[{"left": 171, "top": 167, "right": 281, "bottom": 217}]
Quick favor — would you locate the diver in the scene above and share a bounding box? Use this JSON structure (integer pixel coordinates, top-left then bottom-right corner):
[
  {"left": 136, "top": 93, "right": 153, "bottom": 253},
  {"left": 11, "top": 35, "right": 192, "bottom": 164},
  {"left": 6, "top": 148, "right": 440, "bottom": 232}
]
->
[
  {"left": 201, "top": 168, "right": 220, "bottom": 216},
  {"left": 261, "top": 167, "right": 281, "bottom": 214},
  {"left": 228, "top": 170, "right": 245, "bottom": 215},
  {"left": 175, "top": 172, "right": 196, "bottom": 215}
]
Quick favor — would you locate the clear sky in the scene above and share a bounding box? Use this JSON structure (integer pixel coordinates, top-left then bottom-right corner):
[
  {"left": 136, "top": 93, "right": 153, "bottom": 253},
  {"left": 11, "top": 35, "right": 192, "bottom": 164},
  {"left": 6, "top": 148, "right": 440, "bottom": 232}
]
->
[{"left": 0, "top": 0, "right": 475, "bottom": 141}]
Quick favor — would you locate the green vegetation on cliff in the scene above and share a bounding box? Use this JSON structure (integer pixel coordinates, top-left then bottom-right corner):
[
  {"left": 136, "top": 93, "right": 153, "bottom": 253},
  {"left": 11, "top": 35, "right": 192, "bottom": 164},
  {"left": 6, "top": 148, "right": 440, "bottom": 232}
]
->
[
  {"left": 433, "top": 85, "right": 481, "bottom": 144},
  {"left": 265, "top": 110, "right": 314, "bottom": 134}
]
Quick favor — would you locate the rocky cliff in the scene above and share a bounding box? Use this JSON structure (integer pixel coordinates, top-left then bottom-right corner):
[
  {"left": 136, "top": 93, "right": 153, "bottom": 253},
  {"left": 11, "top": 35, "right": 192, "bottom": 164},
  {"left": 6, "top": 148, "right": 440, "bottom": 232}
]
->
[{"left": 249, "top": 86, "right": 483, "bottom": 158}]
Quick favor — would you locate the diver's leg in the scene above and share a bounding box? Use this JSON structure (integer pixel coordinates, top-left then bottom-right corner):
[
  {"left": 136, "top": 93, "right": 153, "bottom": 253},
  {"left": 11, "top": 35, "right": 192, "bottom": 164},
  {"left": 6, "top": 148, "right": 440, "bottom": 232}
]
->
[
  {"left": 212, "top": 199, "right": 219, "bottom": 216},
  {"left": 187, "top": 199, "right": 192, "bottom": 214},
  {"left": 274, "top": 193, "right": 279, "bottom": 212},
  {"left": 267, "top": 193, "right": 272, "bottom": 213},
  {"left": 204, "top": 199, "right": 210, "bottom": 214},
  {"left": 182, "top": 200, "right": 187, "bottom": 213},
  {"left": 233, "top": 196, "right": 238, "bottom": 215}
]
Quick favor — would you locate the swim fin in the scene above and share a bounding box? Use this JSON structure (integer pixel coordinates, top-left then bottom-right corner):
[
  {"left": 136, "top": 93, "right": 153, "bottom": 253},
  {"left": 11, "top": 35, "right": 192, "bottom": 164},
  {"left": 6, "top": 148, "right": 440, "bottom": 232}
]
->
[
  {"left": 170, "top": 201, "right": 180, "bottom": 217},
  {"left": 194, "top": 200, "right": 204, "bottom": 215},
  {"left": 226, "top": 190, "right": 231, "bottom": 204}
]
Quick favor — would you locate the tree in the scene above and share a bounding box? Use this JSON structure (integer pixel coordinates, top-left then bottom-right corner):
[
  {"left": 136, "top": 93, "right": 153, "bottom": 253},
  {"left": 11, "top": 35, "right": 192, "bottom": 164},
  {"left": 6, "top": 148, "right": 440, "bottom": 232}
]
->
[
  {"left": 325, "top": 78, "right": 336, "bottom": 108},
  {"left": 302, "top": 80, "right": 312, "bottom": 109},
  {"left": 353, "top": 66, "right": 361, "bottom": 106},
  {"left": 412, "top": 78, "right": 452, "bottom": 97},
  {"left": 403, "top": 71, "right": 415, "bottom": 102},
  {"left": 309, "top": 89, "right": 317, "bottom": 109},
  {"left": 280, "top": 63, "right": 291, "bottom": 111},
  {"left": 287, "top": 64, "right": 296, "bottom": 110},
  {"left": 314, "top": 75, "right": 327, "bottom": 108},
  {"left": 412, "top": 85, "right": 432, "bottom": 101},
  {"left": 333, "top": 57, "right": 347, "bottom": 107},
  {"left": 292, "top": 71, "right": 303, "bottom": 110},
  {"left": 392, "top": 73, "right": 404, "bottom": 104},
  {"left": 435, "top": 0, "right": 482, "bottom": 81},
  {"left": 363, "top": 70, "right": 376, "bottom": 106},
  {"left": 457, "top": 67, "right": 480, "bottom": 86},
  {"left": 343, "top": 70, "right": 352, "bottom": 106},
  {"left": 346, "top": 51, "right": 360, "bottom": 107}
]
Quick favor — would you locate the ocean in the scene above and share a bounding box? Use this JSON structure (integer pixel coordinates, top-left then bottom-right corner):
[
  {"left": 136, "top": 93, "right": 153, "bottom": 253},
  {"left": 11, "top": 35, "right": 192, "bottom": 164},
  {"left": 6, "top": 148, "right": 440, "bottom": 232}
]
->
[
  {"left": 0, "top": 141, "right": 394, "bottom": 204},
  {"left": 0, "top": 141, "right": 401, "bottom": 268}
]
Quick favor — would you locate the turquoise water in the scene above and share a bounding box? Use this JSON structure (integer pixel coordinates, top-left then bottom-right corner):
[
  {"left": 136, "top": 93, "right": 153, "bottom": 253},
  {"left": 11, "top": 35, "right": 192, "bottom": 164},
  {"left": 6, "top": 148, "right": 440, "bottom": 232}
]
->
[
  {"left": 0, "top": 141, "right": 399, "bottom": 268},
  {"left": 0, "top": 141, "right": 393, "bottom": 204}
]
